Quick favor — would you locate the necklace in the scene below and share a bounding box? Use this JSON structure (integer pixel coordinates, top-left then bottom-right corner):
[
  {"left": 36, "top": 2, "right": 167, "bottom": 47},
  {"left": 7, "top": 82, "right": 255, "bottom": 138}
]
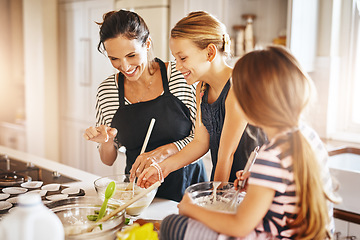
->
[{"left": 127, "top": 78, "right": 153, "bottom": 103}]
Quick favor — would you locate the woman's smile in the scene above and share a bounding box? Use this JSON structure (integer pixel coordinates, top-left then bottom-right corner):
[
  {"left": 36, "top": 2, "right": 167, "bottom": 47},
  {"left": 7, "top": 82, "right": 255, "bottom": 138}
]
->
[{"left": 123, "top": 66, "right": 138, "bottom": 78}]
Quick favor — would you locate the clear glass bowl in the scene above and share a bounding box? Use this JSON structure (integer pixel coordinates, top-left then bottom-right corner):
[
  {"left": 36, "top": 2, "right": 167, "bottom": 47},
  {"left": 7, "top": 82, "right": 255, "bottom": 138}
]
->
[
  {"left": 94, "top": 174, "right": 157, "bottom": 216},
  {"left": 46, "top": 196, "right": 124, "bottom": 240},
  {"left": 185, "top": 181, "right": 245, "bottom": 213}
]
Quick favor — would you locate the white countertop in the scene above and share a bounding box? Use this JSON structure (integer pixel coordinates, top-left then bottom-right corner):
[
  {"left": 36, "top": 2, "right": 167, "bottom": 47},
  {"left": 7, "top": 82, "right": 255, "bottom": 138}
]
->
[{"left": 0, "top": 145, "right": 178, "bottom": 220}]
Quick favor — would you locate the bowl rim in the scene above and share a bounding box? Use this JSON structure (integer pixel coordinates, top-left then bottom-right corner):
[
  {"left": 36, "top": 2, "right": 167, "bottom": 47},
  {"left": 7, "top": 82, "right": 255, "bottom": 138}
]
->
[
  {"left": 185, "top": 181, "right": 235, "bottom": 193},
  {"left": 93, "top": 174, "right": 132, "bottom": 188}
]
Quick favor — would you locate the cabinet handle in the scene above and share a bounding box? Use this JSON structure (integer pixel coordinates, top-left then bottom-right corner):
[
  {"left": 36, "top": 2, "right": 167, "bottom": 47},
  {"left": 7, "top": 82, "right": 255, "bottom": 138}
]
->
[
  {"left": 344, "top": 236, "right": 357, "bottom": 240},
  {"left": 80, "top": 38, "right": 91, "bottom": 87},
  {"left": 334, "top": 232, "right": 341, "bottom": 240}
]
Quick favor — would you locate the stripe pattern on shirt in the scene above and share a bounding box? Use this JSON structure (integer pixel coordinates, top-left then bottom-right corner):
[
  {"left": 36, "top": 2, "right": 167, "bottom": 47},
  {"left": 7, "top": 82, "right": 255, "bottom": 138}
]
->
[
  {"left": 95, "top": 61, "right": 196, "bottom": 150},
  {"left": 248, "top": 123, "right": 334, "bottom": 239}
]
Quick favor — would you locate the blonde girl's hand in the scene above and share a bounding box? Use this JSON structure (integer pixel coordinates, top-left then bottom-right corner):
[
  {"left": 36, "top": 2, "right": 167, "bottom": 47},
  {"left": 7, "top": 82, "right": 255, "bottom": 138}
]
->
[
  {"left": 137, "top": 165, "right": 163, "bottom": 189},
  {"left": 83, "top": 125, "right": 118, "bottom": 144},
  {"left": 234, "top": 170, "right": 251, "bottom": 191},
  {"left": 130, "top": 144, "right": 176, "bottom": 180},
  {"left": 178, "top": 193, "right": 194, "bottom": 216}
]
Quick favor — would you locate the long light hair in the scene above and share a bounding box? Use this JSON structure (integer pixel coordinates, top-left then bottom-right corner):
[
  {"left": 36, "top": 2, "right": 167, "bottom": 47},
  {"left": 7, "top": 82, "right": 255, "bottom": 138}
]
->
[
  {"left": 171, "top": 11, "right": 231, "bottom": 58},
  {"left": 232, "top": 45, "right": 332, "bottom": 239}
]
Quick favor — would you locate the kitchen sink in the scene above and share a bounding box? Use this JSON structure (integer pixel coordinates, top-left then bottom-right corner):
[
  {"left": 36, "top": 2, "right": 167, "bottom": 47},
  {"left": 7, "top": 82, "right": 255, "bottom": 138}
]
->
[{"left": 328, "top": 148, "right": 360, "bottom": 214}]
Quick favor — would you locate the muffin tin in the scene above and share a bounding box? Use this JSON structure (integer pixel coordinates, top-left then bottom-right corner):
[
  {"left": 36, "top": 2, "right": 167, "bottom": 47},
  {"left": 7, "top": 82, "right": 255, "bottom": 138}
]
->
[{"left": 0, "top": 182, "right": 84, "bottom": 217}]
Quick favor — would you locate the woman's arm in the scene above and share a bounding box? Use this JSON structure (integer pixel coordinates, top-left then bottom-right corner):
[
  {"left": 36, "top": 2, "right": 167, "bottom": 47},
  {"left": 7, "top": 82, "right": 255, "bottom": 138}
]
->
[
  {"left": 130, "top": 143, "right": 179, "bottom": 178},
  {"left": 178, "top": 184, "right": 275, "bottom": 237},
  {"left": 213, "top": 87, "right": 247, "bottom": 182},
  {"left": 137, "top": 83, "right": 210, "bottom": 188},
  {"left": 84, "top": 78, "right": 120, "bottom": 166},
  {"left": 84, "top": 125, "right": 118, "bottom": 166}
]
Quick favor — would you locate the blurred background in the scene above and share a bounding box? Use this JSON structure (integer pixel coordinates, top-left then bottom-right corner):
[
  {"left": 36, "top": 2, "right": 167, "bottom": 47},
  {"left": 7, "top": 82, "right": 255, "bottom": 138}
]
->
[{"left": 0, "top": 0, "right": 359, "bottom": 176}]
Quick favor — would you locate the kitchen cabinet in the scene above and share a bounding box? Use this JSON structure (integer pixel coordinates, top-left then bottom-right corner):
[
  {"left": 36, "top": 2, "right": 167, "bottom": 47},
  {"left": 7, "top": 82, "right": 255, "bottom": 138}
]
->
[
  {"left": 59, "top": 0, "right": 124, "bottom": 176},
  {"left": 334, "top": 218, "right": 360, "bottom": 239},
  {"left": 169, "top": 0, "right": 317, "bottom": 72},
  {"left": 0, "top": 122, "right": 26, "bottom": 152},
  {"left": 115, "top": 0, "right": 170, "bottom": 60}
]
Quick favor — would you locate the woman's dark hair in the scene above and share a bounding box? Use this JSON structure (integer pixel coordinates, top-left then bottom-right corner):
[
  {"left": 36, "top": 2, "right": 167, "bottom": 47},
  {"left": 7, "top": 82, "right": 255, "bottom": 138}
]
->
[
  {"left": 97, "top": 9, "right": 156, "bottom": 73},
  {"left": 97, "top": 9, "right": 150, "bottom": 53}
]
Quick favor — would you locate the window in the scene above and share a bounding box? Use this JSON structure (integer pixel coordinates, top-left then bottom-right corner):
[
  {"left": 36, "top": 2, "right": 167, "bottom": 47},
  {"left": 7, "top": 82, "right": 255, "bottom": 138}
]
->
[{"left": 329, "top": 0, "right": 360, "bottom": 143}]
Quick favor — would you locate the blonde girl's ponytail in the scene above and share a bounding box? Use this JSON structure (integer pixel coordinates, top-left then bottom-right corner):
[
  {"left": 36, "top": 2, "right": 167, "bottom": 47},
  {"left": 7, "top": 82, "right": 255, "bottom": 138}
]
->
[{"left": 289, "top": 131, "right": 330, "bottom": 239}]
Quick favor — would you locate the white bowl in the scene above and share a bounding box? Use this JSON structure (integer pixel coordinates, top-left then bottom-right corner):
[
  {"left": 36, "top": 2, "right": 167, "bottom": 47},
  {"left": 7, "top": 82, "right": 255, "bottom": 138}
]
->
[
  {"left": 94, "top": 174, "right": 157, "bottom": 216},
  {"left": 185, "top": 181, "right": 245, "bottom": 213}
]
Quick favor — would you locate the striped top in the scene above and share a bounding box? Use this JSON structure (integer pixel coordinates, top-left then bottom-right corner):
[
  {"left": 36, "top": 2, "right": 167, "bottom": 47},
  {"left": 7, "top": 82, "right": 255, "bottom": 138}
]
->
[
  {"left": 95, "top": 61, "right": 197, "bottom": 150},
  {"left": 247, "top": 123, "right": 334, "bottom": 239}
]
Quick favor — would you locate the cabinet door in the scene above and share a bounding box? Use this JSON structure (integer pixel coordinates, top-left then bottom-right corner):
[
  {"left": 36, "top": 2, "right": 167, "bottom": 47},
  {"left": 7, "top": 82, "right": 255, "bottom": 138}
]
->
[
  {"left": 85, "top": 1, "right": 116, "bottom": 121},
  {"left": 59, "top": 0, "right": 115, "bottom": 122},
  {"left": 334, "top": 218, "right": 348, "bottom": 239},
  {"left": 59, "top": 2, "right": 87, "bottom": 121},
  {"left": 348, "top": 222, "right": 360, "bottom": 238},
  {"left": 59, "top": 0, "right": 115, "bottom": 173}
]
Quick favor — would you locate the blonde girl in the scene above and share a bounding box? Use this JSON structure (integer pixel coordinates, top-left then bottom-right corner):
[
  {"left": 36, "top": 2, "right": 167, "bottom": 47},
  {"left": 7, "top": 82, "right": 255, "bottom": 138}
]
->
[
  {"left": 160, "top": 46, "right": 337, "bottom": 239},
  {"left": 137, "top": 11, "right": 265, "bottom": 188}
]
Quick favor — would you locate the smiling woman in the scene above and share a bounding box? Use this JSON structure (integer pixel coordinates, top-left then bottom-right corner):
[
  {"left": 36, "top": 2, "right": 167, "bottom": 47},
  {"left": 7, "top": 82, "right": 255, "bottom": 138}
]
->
[{"left": 83, "top": 9, "right": 207, "bottom": 202}]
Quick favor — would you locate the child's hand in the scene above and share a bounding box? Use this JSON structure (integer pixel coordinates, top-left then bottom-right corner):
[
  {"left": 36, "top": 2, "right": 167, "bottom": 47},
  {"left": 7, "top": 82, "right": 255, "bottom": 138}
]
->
[
  {"left": 178, "top": 193, "right": 194, "bottom": 216},
  {"left": 234, "top": 170, "right": 251, "bottom": 192}
]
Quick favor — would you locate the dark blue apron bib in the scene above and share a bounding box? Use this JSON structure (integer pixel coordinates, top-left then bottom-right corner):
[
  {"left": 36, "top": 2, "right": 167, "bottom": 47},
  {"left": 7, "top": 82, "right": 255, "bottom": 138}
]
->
[
  {"left": 111, "top": 58, "right": 207, "bottom": 202},
  {"left": 201, "top": 80, "right": 267, "bottom": 182}
]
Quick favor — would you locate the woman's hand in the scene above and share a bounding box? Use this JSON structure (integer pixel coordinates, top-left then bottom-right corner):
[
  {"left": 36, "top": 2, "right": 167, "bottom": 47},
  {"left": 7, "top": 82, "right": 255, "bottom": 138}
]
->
[
  {"left": 178, "top": 193, "right": 195, "bottom": 216},
  {"left": 129, "top": 144, "right": 177, "bottom": 180},
  {"left": 234, "top": 170, "right": 251, "bottom": 192},
  {"left": 83, "top": 125, "right": 117, "bottom": 144},
  {"left": 130, "top": 152, "right": 154, "bottom": 180}
]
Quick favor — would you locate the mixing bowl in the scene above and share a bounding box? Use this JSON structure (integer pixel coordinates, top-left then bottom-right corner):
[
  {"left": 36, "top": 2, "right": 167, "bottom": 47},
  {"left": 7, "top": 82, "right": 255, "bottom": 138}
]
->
[
  {"left": 185, "top": 181, "right": 245, "bottom": 213},
  {"left": 94, "top": 174, "right": 157, "bottom": 216},
  {"left": 46, "top": 196, "right": 125, "bottom": 240}
]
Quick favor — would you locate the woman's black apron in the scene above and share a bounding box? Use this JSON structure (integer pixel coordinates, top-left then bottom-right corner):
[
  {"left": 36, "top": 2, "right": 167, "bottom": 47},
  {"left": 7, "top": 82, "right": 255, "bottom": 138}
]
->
[{"left": 111, "top": 58, "right": 207, "bottom": 202}]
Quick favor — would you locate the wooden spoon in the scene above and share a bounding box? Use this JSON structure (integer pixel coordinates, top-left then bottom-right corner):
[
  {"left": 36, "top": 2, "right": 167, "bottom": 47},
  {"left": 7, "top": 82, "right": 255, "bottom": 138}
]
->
[{"left": 127, "top": 118, "right": 156, "bottom": 191}]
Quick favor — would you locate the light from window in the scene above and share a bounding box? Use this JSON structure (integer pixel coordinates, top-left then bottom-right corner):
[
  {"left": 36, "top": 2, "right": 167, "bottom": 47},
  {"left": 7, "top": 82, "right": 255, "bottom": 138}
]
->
[{"left": 352, "top": 22, "right": 360, "bottom": 124}]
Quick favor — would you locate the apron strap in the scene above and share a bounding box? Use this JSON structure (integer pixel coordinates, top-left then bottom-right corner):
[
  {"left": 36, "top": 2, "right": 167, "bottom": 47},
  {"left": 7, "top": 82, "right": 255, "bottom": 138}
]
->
[
  {"left": 155, "top": 58, "right": 170, "bottom": 93},
  {"left": 117, "top": 73, "right": 126, "bottom": 108}
]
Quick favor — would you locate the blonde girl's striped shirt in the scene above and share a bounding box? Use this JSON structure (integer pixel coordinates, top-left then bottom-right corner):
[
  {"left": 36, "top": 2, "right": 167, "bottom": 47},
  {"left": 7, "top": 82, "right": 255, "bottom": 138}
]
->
[
  {"left": 95, "top": 61, "right": 197, "bottom": 150},
  {"left": 247, "top": 123, "right": 334, "bottom": 239}
]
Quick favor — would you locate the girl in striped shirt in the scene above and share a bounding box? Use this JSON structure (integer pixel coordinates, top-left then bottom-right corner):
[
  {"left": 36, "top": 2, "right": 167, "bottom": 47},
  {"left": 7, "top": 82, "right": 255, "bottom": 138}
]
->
[{"left": 160, "top": 46, "right": 339, "bottom": 239}]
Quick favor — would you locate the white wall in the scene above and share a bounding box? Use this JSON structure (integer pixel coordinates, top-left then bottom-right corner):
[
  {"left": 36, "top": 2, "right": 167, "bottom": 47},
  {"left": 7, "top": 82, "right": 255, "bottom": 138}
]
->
[
  {"left": 23, "top": 0, "right": 60, "bottom": 161},
  {"left": 0, "top": 0, "right": 25, "bottom": 124}
]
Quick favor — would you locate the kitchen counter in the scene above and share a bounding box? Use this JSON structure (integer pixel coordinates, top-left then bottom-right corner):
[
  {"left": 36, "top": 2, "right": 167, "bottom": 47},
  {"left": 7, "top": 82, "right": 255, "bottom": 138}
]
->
[{"left": 0, "top": 145, "right": 178, "bottom": 220}]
